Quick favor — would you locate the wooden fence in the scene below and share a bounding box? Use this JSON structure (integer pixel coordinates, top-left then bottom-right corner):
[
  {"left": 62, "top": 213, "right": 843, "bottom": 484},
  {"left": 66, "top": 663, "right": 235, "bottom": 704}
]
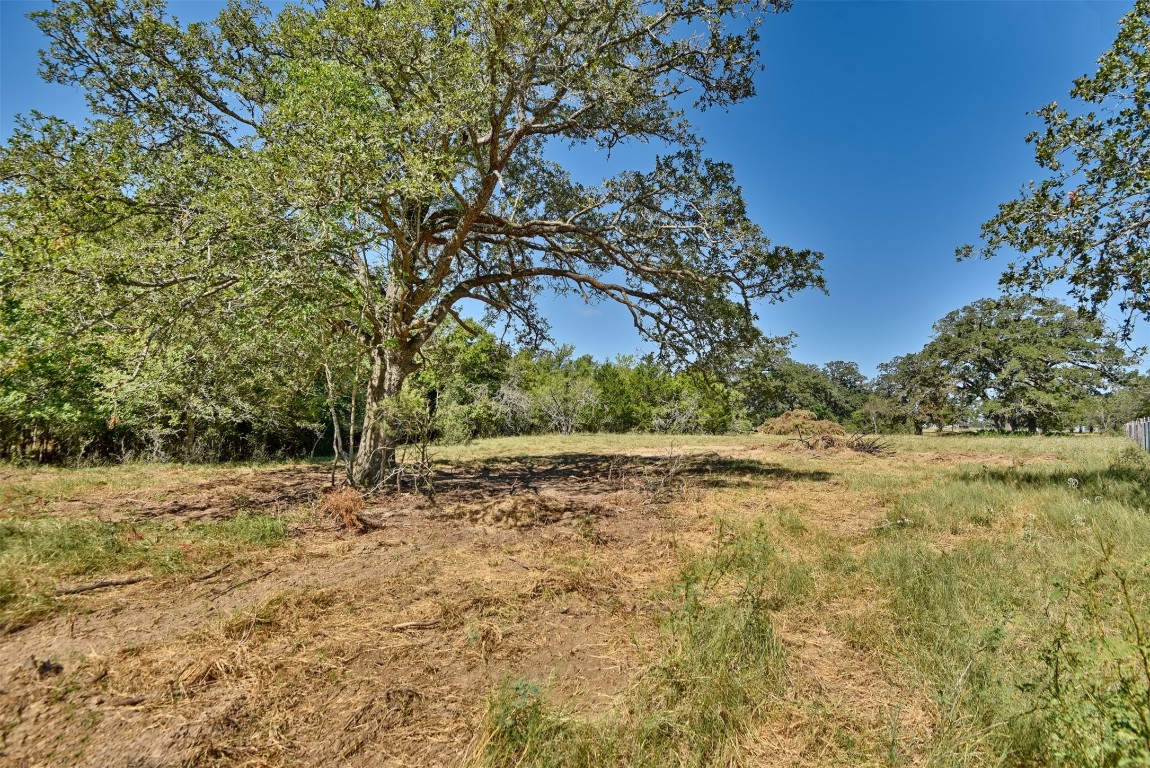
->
[{"left": 1126, "top": 417, "right": 1150, "bottom": 452}]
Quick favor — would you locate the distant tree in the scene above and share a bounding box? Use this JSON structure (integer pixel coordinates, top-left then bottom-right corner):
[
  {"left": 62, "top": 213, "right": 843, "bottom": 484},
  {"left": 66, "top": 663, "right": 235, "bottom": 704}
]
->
[
  {"left": 593, "top": 355, "right": 675, "bottom": 434},
  {"left": 959, "top": 1, "right": 1150, "bottom": 339},
  {"left": 821, "top": 360, "right": 871, "bottom": 424},
  {"left": 925, "top": 296, "right": 1134, "bottom": 432},
  {"left": 874, "top": 352, "right": 957, "bottom": 435},
  {"left": 858, "top": 392, "right": 900, "bottom": 434},
  {"left": 1068, "top": 389, "right": 1138, "bottom": 433},
  {"left": 1104, "top": 371, "right": 1150, "bottom": 426},
  {"left": 409, "top": 319, "right": 511, "bottom": 443},
  {"left": 0, "top": 0, "right": 824, "bottom": 487},
  {"left": 514, "top": 347, "right": 601, "bottom": 435},
  {"left": 722, "top": 337, "right": 867, "bottom": 424}
]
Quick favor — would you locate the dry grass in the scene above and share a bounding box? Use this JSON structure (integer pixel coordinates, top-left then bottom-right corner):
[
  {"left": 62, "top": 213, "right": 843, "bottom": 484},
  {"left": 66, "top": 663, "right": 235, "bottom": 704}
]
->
[
  {"left": 1, "top": 433, "right": 1144, "bottom": 766},
  {"left": 758, "top": 409, "right": 846, "bottom": 437},
  {"left": 318, "top": 486, "right": 368, "bottom": 531}
]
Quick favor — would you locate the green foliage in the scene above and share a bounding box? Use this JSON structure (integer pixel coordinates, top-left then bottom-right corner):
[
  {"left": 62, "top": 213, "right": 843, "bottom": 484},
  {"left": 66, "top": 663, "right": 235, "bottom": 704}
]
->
[
  {"left": 961, "top": 1, "right": 1150, "bottom": 339},
  {"left": 927, "top": 296, "right": 1132, "bottom": 432},
  {"left": 0, "top": 289, "right": 112, "bottom": 460},
  {"left": 415, "top": 337, "right": 751, "bottom": 444},
  {"left": 2, "top": 0, "right": 824, "bottom": 487},
  {"left": 594, "top": 355, "right": 676, "bottom": 433},
  {"left": 874, "top": 296, "right": 1137, "bottom": 434},
  {"left": 1029, "top": 552, "right": 1150, "bottom": 766},
  {"left": 723, "top": 336, "right": 872, "bottom": 427},
  {"left": 874, "top": 351, "right": 957, "bottom": 434}
]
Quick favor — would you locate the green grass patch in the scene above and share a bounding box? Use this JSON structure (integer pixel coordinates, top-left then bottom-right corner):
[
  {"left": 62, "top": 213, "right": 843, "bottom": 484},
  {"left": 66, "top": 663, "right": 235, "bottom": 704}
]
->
[
  {"left": 479, "top": 521, "right": 788, "bottom": 767},
  {"left": 860, "top": 440, "right": 1150, "bottom": 766},
  {"left": 0, "top": 512, "right": 287, "bottom": 631}
]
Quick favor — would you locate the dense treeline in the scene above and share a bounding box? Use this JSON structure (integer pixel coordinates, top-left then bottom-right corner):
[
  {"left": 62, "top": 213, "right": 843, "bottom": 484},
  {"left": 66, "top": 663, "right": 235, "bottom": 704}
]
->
[
  {"left": 0, "top": 0, "right": 824, "bottom": 488},
  {"left": 3, "top": 293, "right": 1147, "bottom": 465}
]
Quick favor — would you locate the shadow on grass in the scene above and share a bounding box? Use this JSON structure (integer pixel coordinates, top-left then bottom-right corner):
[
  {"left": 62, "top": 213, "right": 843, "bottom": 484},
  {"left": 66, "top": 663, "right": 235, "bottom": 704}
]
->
[
  {"left": 433, "top": 451, "right": 832, "bottom": 500},
  {"left": 959, "top": 464, "right": 1150, "bottom": 509}
]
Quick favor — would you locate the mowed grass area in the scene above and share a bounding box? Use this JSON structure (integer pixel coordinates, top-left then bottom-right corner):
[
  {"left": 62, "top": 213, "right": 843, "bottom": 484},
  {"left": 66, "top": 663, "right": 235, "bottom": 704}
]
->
[
  {"left": 0, "top": 462, "right": 304, "bottom": 631},
  {"left": 1, "top": 433, "right": 1148, "bottom": 766}
]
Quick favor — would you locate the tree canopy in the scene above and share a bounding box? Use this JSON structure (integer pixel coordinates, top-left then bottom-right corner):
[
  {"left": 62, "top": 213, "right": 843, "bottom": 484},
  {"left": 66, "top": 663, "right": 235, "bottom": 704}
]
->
[
  {"left": 960, "top": 0, "right": 1150, "bottom": 339},
  {"left": 871, "top": 296, "right": 1136, "bottom": 434},
  {"left": 1, "top": 0, "right": 825, "bottom": 486}
]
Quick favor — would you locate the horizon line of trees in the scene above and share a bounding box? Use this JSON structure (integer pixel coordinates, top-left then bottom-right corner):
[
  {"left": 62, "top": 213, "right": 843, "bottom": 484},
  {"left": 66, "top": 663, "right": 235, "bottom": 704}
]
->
[{"left": 3, "top": 293, "right": 1147, "bottom": 466}]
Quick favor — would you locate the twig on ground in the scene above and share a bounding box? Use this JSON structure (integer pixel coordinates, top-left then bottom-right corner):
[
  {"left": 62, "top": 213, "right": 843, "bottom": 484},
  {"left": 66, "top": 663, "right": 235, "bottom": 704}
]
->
[
  {"left": 56, "top": 576, "right": 151, "bottom": 596},
  {"left": 211, "top": 568, "right": 276, "bottom": 597},
  {"left": 193, "top": 560, "right": 235, "bottom": 581},
  {"left": 388, "top": 619, "right": 441, "bottom": 631},
  {"left": 112, "top": 696, "right": 149, "bottom": 707},
  {"left": 508, "top": 556, "right": 546, "bottom": 570}
]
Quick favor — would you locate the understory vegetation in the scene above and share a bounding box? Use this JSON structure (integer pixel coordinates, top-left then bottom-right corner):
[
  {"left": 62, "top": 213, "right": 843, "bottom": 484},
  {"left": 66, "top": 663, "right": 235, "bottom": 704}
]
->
[{"left": 4, "top": 311, "right": 1149, "bottom": 466}]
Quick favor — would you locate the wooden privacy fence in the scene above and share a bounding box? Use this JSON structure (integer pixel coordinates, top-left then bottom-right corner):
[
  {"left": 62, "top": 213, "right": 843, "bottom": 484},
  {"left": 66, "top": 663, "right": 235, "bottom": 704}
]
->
[{"left": 1126, "top": 417, "right": 1150, "bottom": 452}]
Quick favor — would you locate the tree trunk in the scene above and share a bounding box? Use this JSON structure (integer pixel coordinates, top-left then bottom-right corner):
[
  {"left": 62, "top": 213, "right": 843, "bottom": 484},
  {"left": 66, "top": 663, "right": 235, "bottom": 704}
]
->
[{"left": 349, "top": 345, "right": 412, "bottom": 489}]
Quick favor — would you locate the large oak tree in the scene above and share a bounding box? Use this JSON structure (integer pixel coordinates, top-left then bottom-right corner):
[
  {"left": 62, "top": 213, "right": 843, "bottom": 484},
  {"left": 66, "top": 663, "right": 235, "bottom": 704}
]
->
[
  {"left": 1, "top": 0, "right": 824, "bottom": 487},
  {"left": 960, "top": 0, "right": 1149, "bottom": 340},
  {"left": 921, "top": 296, "right": 1132, "bottom": 432}
]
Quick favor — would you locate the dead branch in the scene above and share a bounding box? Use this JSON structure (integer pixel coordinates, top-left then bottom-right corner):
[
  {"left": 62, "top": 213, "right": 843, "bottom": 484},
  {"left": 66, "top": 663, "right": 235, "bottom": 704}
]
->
[
  {"left": 388, "top": 619, "right": 441, "bottom": 631},
  {"left": 508, "top": 556, "right": 546, "bottom": 571},
  {"left": 211, "top": 568, "right": 276, "bottom": 597},
  {"left": 193, "top": 560, "right": 235, "bottom": 581},
  {"left": 56, "top": 576, "right": 151, "bottom": 596}
]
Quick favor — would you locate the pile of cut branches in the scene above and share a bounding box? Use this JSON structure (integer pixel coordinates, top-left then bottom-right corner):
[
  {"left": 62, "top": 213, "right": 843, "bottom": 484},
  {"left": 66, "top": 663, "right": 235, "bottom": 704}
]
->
[
  {"left": 758, "top": 409, "right": 845, "bottom": 436},
  {"left": 787, "top": 431, "right": 894, "bottom": 457}
]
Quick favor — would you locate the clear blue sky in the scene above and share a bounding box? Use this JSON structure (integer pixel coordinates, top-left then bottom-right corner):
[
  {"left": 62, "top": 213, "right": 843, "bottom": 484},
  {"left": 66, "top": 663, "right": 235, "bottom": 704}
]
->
[{"left": 1, "top": 0, "right": 1143, "bottom": 375}]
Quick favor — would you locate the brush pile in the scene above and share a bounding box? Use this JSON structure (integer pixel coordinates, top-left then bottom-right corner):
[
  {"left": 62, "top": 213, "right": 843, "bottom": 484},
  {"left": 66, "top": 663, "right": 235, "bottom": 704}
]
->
[
  {"left": 757, "top": 409, "right": 846, "bottom": 437},
  {"left": 782, "top": 432, "right": 895, "bottom": 457},
  {"left": 318, "top": 486, "right": 368, "bottom": 532}
]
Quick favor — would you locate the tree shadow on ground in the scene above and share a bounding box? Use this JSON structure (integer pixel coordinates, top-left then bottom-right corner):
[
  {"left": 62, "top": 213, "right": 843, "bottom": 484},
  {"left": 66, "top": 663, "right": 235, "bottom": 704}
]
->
[
  {"left": 959, "top": 464, "right": 1150, "bottom": 509},
  {"left": 432, "top": 452, "right": 833, "bottom": 502}
]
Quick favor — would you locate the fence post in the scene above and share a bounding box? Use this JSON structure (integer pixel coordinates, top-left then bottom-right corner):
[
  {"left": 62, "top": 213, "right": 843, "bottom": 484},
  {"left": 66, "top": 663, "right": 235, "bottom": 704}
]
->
[{"left": 1125, "top": 417, "right": 1150, "bottom": 452}]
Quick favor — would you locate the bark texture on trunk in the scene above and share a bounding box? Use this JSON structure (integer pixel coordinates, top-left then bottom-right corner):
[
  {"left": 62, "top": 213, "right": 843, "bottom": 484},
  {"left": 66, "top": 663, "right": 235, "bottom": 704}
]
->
[{"left": 350, "top": 345, "right": 411, "bottom": 489}]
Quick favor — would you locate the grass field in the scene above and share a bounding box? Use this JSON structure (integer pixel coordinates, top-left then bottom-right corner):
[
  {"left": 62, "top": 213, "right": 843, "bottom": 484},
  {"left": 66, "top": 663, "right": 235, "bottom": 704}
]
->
[{"left": 1, "top": 433, "right": 1148, "bottom": 766}]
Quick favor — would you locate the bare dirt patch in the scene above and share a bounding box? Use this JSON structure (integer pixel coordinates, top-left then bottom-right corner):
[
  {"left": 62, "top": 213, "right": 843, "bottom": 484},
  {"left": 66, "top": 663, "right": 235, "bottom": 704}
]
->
[{"left": 45, "top": 465, "right": 331, "bottom": 523}]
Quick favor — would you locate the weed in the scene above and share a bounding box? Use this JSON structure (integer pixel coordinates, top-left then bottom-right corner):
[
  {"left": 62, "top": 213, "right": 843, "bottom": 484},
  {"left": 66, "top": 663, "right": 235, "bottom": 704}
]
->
[
  {"left": 776, "top": 508, "right": 807, "bottom": 535},
  {"left": 1026, "top": 547, "right": 1150, "bottom": 766},
  {"left": 1110, "top": 444, "right": 1150, "bottom": 473},
  {"left": 482, "top": 680, "right": 596, "bottom": 766},
  {"left": 573, "top": 514, "right": 605, "bottom": 545}
]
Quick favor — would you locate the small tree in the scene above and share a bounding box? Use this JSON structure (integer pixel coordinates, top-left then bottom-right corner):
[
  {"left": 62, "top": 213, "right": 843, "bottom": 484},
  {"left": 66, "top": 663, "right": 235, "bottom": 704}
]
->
[
  {"left": 874, "top": 352, "right": 956, "bottom": 435},
  {"left": 1, "top": 0, "right": 824, "bottom": 487}
]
